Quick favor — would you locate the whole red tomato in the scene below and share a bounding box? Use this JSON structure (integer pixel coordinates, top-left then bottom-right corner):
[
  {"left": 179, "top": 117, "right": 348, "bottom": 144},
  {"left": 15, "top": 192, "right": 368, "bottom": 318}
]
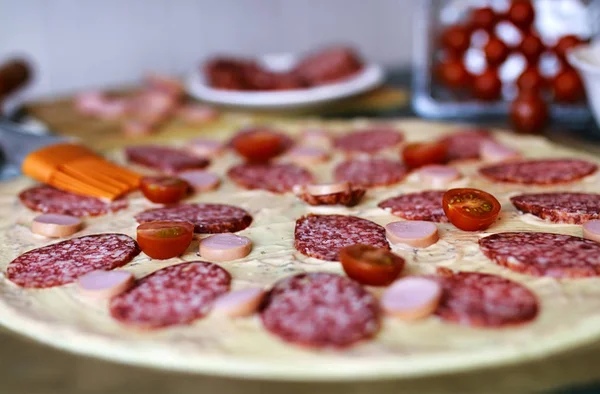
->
[{"left": 510, "top": 91, "right": 548, "bottom": 134}]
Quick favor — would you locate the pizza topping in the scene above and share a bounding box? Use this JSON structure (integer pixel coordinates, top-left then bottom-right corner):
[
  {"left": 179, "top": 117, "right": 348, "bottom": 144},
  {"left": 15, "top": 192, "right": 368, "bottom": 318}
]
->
[
  {"left": 77, "top": 270, "right": 134, "bottom": 299},
  {"left": 432, "top": 269, "right": 539, "bottom": 327},
  {"left": 378, "top": 190, "right": 447, "bottom": 222},
  {"left": 31, "top": 214, "right": 82, "bottom": 238},
  {"left": 228, "top": 162, "right": 314, "bottom": 193},
  {"left": 136, "top": 221, "right": 194, "bottom": 260},
  {"left": 401, "top": 141, "right": 448, "bottom": 169},
  {"left": 479, "top": 140, "right": 521, "bottom": 162},
  {"left": 300, "top": 128, "right": 332, "bottom": 147},
  {"left": 334, "top": 158, "right": 408, "bottom": 188},
  {"left": 302, "top": 182, "right": 350, "bottom": 196},
  {"left": 442, "top": 188, "right": 501, "bottom": 231},
  {"left": 285, "top": 146, "right": 329, "bottom": 166},
  {"left": 295, "top": 184, "right": 366, "bottom": 207},
  {"left": 415, "top": 165, "right": 461, "bottom": 187},
  {"left": 212, "top": 287, "right": 266, "bottom": 317},
  {"left": 510, "top": 192, "right": 600, "bottom": 224},
  {"left": 479, "top": 232, "right": 600, "bottom": 278},
  {"left": 140, "top": 176, "right": 190, "bottom": 204},
  {"left": 110, "top": 261, "right": 231, "bottom": 328},
  {"left": 7, "top": 234, "right": 140, "bottom": 288},
  {"left": 198, "top": 234, "right": 253, "bottom": 262},
  {"left": 381, "top": 277, "right": 442, "bottom": 321},
  {"left": 334, "top": 127, "right": 404, "bottom": 155},
  {"left": 440, "top": 129, "right": 492, "bottom": 161},
  {"left": 231, "top": 127, "right": 292, "bottom": 162},
  {"left": 260, "top": 272, "right": 380, "bottom": 348},
  {"left": 186, "top": 138, "right": 225, "bottom": 158},
  {"left": 479, "top": 159, "right": 598, "bottom": 185},
  {"left": 19, "top": 185, "right": 128, "bottom": 217},
  {"left": 294, "top": 214, "right": 389, "bottom": 261},
  {"left": 177, "top": 104, "right": 219, "bottom": 125},
  {"left": 135, "top": 203, "right": 252, "bottom": 233},
  {"left": 339, "top": 244, "right": 405, "bottom": 286},
  {"left": 125, "top": 145, "right": 210, "bottom": 174},
  {"left": 177, "top": 170, "right": 220, "bottom": 192},
  {"left": 385, "top": 221, "right": 439, "bottom": 248},
  {"left": 583, "top": 220, "right": 600, "bottom": 243}
]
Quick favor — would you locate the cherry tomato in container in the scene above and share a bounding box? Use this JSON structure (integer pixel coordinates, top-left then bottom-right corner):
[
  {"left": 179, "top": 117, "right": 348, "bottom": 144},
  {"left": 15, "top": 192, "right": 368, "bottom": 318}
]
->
[
  {"left": 519, "top": 34, "right": 545, "bottom": 64},
  {"left": 339, "top": 244, "right": 405, "bottom": 287},
  {"left": 140, "top": 176, "right": 189, "bottom": 204},
  {"left": 484, "top": 36, "right": 510, "bottom": 66},
  {"left": 554, "top": 35, "right": 585, "bottom": 62},
  {"left": 437, "top": 58, "right": 472, "bottom": 89},
  {"left": 510, "top": 91, "right": 548, "bottom": 134},
  {"left": 470, "top": 7, "right": 497, "bottom": 32},
  {"left": 136, "top": 221, "right": 194, "bottom": 259},
  {"left": 442, "top": 188, "right": 501, "bottom": 231},
  {"left": 472, "top": 68, "right": 502, "bottom": 100},
  {"left": 517, "top": 67, "right": 545, "bottom": 92},
  {"left": 507, "top": 0, "right": 535, "bottom": 30},
  {"left": 440, "top": 25, "right": 471, "bottom": 54},
  {"left": 401, "top": 141, "right": 448, "bottom": 169},
  {"left": 232, "top": 128, "right": 288, "bottom": 162},
  {"left": 552, "top": 67, "right": 584, "bottom": 102}
]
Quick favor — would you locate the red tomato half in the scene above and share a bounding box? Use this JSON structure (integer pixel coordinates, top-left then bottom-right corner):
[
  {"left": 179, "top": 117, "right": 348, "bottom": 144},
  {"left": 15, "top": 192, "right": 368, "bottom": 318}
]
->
[
  {"left": 140, "top": 176, "right": 189, "bottom": 204},
  {"left": 402, "top": 141, "right": 448, "bottom": 169},
  {"left": 136, "top": 221, "right": 194, "bottom": 259},
  {"left": 442, "top": 188, "right": 501, "bottom": 231},
  {"left": 232, "top": 128, "right": 288, "bottom": 162},
  {"left": 339, "top": 244, "right": 405, "bottom": 286}
]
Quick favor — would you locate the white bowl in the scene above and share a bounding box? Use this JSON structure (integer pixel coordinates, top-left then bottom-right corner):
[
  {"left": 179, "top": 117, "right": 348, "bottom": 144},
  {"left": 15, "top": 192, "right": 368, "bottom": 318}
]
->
[
  {"left": 568, "top": 43, "right": 600, "bottom": 127},
  {"left": 184, "top": 53, "right": 384, "bottom": 110}
]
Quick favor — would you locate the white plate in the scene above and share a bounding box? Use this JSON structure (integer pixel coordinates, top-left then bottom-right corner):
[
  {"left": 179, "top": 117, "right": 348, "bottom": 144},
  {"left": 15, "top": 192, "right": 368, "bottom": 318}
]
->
[{"left": 185, "top": 53, "right": 385, "bottom": 109}]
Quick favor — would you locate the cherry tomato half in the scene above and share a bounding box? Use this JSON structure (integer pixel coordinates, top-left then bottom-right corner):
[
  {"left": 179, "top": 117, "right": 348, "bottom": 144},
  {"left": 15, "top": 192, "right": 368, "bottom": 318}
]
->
[
  {"left": 442, "top": 188, "right": 501, "bottom": 231},
  {"left": 140, "top": 176, "right": 189, "bottom": 204},
  {"left": 232, "top": 128, "right": 288, "bottom": 163},
  {"left": 402, "top": 141, "right": 448, "bottom": 169},
  {"left": 339, "top": 244, "right": 405, "bottom": 286},
  {"left": 136, "top": 221, "right": 194, "bottom": 259}
]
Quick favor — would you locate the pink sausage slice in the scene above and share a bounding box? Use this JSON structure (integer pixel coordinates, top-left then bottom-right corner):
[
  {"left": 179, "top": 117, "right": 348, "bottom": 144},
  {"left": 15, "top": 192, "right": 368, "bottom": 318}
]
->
[
  {"left": 187, "top": 138, "right": 225, "bottom": 158},
  {"left": 199, "top": 234, "right": 253, "bottom": 262},
  {"left": 381, "top": 277, "right": 442, "bottom": 320},
  {"left": 301, "top": 181, "right": 351, "bottom": 196},
  {"left": 301, "top": 129, "right": 332, "bottom": 147},
  {"left": 31, "top": 214, "right": 82, "bottom": 238},
  {"left": 77, "top": 270, "right": 134, "bottom": 299},
  {"left": 178, "top": 104, "right": 220, "bottom": 124},
  {"left": 583, "top": 220, "right": 600, "bottom": 243},
  {"left": 385, "top": 221, "right": 439, "bottom": 248},
  {"left": 212, "top": 287, "right": 266, "bottom": 317},
  {"left": 416, "top": 165, "right": 461, "bottom": 187},
  {"left": 122, "top": 119, "right": 155, "bottom": 137},
  {"left": 178, "top": 170, "right": 221, "bottom": 192},
  {"left": 480, "top": 140, "right": 521, "bottom": 162},
  {"left": 286, "top": 146, "right": 329, "bottom": 166}
]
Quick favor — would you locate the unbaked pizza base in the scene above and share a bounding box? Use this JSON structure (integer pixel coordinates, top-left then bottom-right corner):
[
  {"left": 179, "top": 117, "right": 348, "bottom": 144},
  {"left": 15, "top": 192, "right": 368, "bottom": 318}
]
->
[{"left": 3, "top": 119, "right": 600, "bottom": 380}]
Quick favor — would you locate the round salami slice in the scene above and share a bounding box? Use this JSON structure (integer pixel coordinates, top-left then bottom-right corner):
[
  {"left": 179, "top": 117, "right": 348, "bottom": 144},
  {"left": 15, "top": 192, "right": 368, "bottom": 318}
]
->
[
  {"left": 227, "top": 163, "right": 314, "bottom": 193},
  {"left": 19, "top": 185, "right": 128, "bottom": 217},
  {"left": 479, "top": 159, "right": 598, "bottom": 185},
  {"left": 334, "top": 158, "right": 408, "bottom": 188},
  {"left": 297, "top": 188, "right": 366, "bottom": 207},
  {"left": 125, "top": 145, "right": 210, "bottom": 173},
  {"left": 511, "top": 192, "right": 600, "bottom": 224},
  {"left": 135, "top": 203, "right": 252, "bottom": 234},
  {"left": 479, "top": 232, "right": 600, "bottom": 278},
  {"left": 260, "top": 272, "right": 380, "bottom": 348},
  {"left": 333, "top": 127, "right": 404, "bottom": 155},
  {"left": 110, "top": 261, "right": 231, "bottom": 328},
  {"left": 294, "top": 214, "right": 389, "bottom": 261},
  {"left": 432, "top": 270, "right": 538, "bottom": 327},
  {"left": 440, "top": 129, "right": 492, "bottom": 161},
  {"left": 378, "top": 190, "right": 447, "bottom": 222},
  {"left": 7, "top": 234, "right": 140, "bottom": 288},
  {"left": 228, "top": 127, "right": 294, "bottom": 151}
]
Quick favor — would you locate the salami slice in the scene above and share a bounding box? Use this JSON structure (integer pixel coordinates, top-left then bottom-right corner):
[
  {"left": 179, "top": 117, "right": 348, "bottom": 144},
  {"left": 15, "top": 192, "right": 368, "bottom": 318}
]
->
[
  {"left": 479, "top": 232, "right": 600, "bottom": 278},
  {"left": 19, "top": 185, "right": 127, "bottom": 217},
  {"left": 333, "top": 128, "right": 404, "bottom": 155},
  {"left": 432, "top": 269, "right": 538, "bottom": 327},
  {"left": 7, "top": 234, "right": 140, "bottom": 288},
  {"left": 334, "top": 158, "right": 408, "bottom": 188},
  {"left": 440, "top": 129, "right": 492, "bottom": 161},
  {"left": 110, "top": 261, "right": 230, "bottom": 328},
  {"left": 297, "top": 188, "right": 366, "bottom": 207},
  {"left": 228, "top": 127, "right": 294, "bottom": 151},
  {"left": 135, "top": 203, "right": 252, "bottom": 233},
  {"left": 378, "top": 190, "right": 447, "bottom": 222},
  {"left": 479, "top": 159, "right": 598, "bottom": 185},
  {"left": 260, "top": 272, "right": 380, "bottom": 348},
  {"left": 294, "top": 214, "right": 389, "bottom": 261},
  {"left": 125, "top": 145, "right": 210, "bottom": 173},
  {"left": 511, "top": 192, "right": 600, "bottom": 224},
  {"left": 227, "top": 163, "right": 314, "bottom": 193}
]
